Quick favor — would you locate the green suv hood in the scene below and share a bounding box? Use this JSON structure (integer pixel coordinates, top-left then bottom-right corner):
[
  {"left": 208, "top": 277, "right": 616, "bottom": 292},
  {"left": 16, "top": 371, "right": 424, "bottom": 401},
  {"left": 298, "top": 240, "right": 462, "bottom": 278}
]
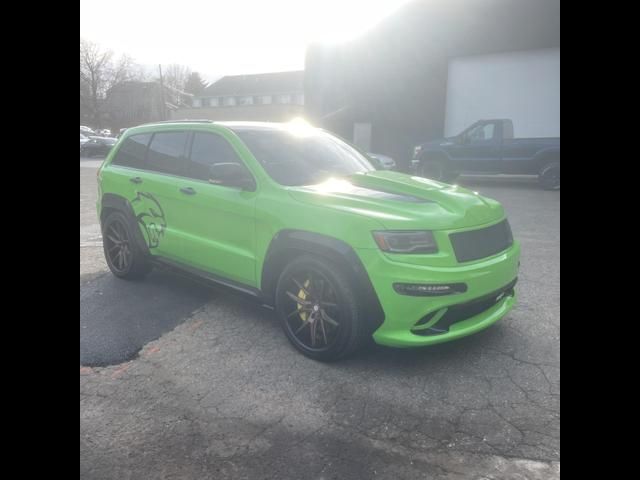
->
[{"left": 287, "top": 170, "right": 504, "bottom": 230}]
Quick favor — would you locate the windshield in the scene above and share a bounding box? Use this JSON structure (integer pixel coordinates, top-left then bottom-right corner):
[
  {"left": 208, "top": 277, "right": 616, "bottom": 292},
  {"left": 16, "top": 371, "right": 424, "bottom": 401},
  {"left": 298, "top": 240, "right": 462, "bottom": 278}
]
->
[{"left": 235, "top": 128, "right": 374, "bottom": 186}]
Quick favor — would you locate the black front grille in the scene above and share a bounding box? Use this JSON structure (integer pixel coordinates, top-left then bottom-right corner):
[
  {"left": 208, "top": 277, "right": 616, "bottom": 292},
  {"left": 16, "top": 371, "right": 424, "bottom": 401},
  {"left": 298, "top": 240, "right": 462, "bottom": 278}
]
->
[{"left": 449, "top": 219, "right": 513, "bottom": 263}]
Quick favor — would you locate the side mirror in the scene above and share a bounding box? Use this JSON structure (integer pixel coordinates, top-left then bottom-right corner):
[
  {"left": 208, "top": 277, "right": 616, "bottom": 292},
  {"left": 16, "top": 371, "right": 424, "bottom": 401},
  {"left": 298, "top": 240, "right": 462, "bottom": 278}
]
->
[{"left": 209, "top": 162, "right": 256, "bottom": 191}]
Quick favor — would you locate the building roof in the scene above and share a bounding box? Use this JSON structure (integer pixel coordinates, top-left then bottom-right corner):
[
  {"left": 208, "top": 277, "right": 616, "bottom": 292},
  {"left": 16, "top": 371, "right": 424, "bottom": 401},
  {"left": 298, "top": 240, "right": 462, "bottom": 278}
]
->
[{"left": 201, "top": 71, "right": 304, "bottom": 97}]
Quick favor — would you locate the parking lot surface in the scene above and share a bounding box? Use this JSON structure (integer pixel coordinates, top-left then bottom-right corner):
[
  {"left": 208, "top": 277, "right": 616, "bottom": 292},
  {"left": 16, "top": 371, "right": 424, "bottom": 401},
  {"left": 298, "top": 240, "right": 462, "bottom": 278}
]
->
[{"left": 81, "top": 158, "right": 559, "bottom": 479}]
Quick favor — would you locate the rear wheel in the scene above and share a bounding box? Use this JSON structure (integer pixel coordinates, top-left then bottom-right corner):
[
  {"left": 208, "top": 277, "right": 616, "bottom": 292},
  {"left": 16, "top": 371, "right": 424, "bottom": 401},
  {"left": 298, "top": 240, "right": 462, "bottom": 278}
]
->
[
  {"left": 102, "top": 211, "right": 152, "bottom": 279},
  {"left": 538, "top": 161, "right": 560, "bottom": 190},
  {"left": 275, "top": 255, "right": 365, "bottom": 361}
]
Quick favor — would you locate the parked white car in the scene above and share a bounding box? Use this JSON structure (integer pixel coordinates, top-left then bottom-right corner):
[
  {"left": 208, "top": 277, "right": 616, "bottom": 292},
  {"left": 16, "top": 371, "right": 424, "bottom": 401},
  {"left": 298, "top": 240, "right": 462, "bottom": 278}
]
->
[{"left": 367, "top": 152, "right": 396, "bottom": 170}]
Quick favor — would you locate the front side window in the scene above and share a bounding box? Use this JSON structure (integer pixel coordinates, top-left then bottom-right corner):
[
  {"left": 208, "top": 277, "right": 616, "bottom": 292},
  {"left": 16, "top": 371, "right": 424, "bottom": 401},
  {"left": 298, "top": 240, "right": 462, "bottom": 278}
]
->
[
  {"left": 235, "top": 128, "right": 374, "bottom": 186},
  {"left": 188, "top": 132, "right": 244, "bottom": 181},
  {"left": 146, "top": 131, "right": 189, "bottom": 176},
  {"left": 466, "top": 123, "right": 495, "bottom": 143},
  {"left": 112, "top": 133, "right": 151, "bottom": 168}
]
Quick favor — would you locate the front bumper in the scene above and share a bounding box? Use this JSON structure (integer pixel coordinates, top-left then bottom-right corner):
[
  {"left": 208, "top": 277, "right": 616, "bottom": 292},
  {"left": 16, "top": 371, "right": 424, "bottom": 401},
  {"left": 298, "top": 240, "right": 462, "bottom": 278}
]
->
[{"left": 356, "top": 241, "right": 520, "bottom": 347}]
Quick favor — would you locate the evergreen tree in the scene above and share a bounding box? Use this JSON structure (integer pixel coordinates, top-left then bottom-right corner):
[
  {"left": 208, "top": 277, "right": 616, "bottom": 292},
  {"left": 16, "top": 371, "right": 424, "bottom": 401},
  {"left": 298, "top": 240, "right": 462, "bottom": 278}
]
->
[{"left": 184, "top": 72, "right": 207, "bottom": 95}]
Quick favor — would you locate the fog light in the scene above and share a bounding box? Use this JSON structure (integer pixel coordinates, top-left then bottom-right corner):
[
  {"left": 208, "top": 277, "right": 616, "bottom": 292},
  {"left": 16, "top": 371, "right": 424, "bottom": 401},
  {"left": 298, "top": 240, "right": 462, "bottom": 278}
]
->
[{"left": 393, "top": 283, "right": 467, "bottom": 296}]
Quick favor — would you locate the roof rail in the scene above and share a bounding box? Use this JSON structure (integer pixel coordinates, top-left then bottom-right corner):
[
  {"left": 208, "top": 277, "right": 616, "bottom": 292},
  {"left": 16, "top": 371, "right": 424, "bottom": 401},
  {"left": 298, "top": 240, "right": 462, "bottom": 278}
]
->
[{"left": 141, "top": 119, "right": 215, "bottom": 125}]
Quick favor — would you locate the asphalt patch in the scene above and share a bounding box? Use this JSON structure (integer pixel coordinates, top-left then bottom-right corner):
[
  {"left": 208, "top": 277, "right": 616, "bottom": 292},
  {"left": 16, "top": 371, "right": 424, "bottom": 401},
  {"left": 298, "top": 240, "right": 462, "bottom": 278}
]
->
[{"left": 80, "top": 268, "right": 213, "bottom": 366}]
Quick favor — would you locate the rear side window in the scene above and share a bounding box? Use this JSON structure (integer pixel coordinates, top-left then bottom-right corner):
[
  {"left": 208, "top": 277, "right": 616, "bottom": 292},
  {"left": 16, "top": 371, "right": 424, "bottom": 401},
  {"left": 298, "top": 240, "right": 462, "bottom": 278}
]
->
[
  {"left": 146, "top": 132, "right": 189, "bottom": 176},
  {"left": 112, "top": 133, "right": 151, "bottom": 168},
  {"left": 188, "top": 132, "right": 243, "bottom": 181}
]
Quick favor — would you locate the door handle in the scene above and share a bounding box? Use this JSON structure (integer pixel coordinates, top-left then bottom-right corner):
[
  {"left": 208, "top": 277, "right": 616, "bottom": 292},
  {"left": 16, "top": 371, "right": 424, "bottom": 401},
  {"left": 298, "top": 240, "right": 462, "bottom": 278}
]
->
[
  {"left": 180, "top": 187, "right": 196, "bottom": 195},
  {"left": 129, "top": 177, "right": 143, "bottom": 184}
]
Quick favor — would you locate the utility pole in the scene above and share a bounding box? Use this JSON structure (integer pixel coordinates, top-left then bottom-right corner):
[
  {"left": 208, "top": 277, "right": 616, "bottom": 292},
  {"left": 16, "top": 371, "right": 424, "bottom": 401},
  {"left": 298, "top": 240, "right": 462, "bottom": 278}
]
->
[{"left": 158, "top": 64, "right": 166, "bottom": 120}]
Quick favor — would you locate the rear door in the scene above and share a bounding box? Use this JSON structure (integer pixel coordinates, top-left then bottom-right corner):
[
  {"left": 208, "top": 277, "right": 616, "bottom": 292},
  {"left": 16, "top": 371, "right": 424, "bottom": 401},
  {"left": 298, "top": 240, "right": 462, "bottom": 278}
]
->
[{"left": 130, "top": 130, "right": 191, "bottom": 259}]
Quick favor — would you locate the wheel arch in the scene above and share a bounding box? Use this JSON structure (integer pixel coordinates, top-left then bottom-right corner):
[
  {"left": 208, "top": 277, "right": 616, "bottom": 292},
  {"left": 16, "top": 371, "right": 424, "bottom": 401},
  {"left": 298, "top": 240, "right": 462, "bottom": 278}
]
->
[
  {"left": 534, "top": 147, "right": 560, "bottom": 169},
  {"left": 100, "top": 193, "right": 150, "bottom": 257},
  {"left": 261, "top": 229, "right": 385, "bottom": 332}
]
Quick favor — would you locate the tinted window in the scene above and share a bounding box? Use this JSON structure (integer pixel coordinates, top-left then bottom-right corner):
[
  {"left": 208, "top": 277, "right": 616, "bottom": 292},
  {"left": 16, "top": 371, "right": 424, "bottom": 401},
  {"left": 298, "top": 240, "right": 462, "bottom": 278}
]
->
[
  {"left": 235, "top": 128, "right": 374, "bottom": 186},
  {"left": 112, "top": 133, "right": 151, "bottom": 168},
  {"left": 147, "top": 132, "right": 189, "bottom": 176},
  {"left": 188, "top": 132, "right": 242, "bottom": 181}
]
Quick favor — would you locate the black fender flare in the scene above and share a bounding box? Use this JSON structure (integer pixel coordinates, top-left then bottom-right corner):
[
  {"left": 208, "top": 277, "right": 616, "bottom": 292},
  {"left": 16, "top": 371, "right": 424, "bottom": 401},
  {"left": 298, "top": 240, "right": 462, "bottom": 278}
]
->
[
  {"left": 100, "top": 193, "right": 151, "bottom": 257},
  {"left": 261, "top": 230, "right": 385, "bottom": 332}
]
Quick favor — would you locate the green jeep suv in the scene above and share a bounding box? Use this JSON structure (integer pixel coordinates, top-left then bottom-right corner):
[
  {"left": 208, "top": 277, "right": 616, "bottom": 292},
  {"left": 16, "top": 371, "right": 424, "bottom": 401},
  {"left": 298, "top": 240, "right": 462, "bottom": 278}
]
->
[{"left": 97, "top": 120, "right": 520, "bottom": 361}]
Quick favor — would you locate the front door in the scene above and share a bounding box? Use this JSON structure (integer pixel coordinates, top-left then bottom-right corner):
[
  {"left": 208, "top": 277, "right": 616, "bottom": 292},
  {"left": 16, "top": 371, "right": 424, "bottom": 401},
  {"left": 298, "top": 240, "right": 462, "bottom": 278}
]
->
[
  {"left": 448, "top": 121, "right": 502, "bottom": 173},
  {"left": 173, "top": 130, "right": 257, "bottom": 287}
]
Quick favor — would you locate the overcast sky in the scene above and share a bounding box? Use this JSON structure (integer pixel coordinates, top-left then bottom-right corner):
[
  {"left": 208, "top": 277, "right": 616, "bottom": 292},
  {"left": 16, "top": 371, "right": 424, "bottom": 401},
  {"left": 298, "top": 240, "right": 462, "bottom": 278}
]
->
[{"left": 80, "top": 0, "right": 411, "bottom": 80}]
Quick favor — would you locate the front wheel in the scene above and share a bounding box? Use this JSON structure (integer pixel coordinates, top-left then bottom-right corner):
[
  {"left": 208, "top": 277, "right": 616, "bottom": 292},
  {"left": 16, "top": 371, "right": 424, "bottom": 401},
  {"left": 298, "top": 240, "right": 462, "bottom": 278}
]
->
[
  {"left": 538, "top": 161, "right": 560, "bottom": 190},
  {"left": 275, "top": 255, "right": 366, "bottom": 361}
]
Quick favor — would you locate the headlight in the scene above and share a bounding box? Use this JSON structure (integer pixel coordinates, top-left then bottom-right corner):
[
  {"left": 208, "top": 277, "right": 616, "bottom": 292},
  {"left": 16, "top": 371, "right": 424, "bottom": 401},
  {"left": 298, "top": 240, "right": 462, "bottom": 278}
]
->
[{"left": 372, "top": 231, "right": 438, "bottom": 254}]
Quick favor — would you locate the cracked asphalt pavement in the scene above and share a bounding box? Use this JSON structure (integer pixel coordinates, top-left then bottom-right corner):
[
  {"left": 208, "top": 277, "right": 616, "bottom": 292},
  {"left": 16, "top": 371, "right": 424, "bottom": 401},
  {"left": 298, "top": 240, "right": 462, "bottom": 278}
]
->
[{"left": 81, "top": 159, "right": 559, "bottom": 479}]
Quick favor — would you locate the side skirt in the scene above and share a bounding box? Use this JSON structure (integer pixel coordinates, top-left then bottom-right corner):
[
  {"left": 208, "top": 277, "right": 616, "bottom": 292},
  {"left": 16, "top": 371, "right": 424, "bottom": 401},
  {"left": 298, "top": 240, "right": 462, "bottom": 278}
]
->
[{"left": 151, "top": 256, "right": 273, "bottom": 308}]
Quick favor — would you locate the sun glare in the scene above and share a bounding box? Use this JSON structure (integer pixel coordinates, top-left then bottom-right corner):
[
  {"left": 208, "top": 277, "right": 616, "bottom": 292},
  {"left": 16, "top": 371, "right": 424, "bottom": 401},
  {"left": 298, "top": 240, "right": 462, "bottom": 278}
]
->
[
  {"left": 286, "top": 117, "right": 316, "bottom": 137},
  {"left": 80, "top": 0, "right": 413, "bottom": 73}
]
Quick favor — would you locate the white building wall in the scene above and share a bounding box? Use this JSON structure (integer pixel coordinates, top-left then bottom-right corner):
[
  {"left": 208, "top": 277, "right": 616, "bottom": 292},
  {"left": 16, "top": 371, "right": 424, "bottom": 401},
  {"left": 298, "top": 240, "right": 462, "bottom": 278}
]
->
[{"left": 444, "top": 48, "right": 560, "bottom": 138}]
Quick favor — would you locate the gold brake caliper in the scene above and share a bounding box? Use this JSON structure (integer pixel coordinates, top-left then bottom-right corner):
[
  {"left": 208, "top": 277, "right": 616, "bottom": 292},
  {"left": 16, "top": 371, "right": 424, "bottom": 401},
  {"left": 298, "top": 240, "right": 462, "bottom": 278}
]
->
[{"left": 297, "top": 279, "right": 311, "bottom": 321}]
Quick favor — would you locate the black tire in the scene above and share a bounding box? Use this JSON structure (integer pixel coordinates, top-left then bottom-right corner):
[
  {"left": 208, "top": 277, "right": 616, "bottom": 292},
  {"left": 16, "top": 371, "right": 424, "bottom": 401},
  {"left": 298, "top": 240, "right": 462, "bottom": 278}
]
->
[
  {"left": 275, "top": 255, "right": 366, "bottom": 361},
  {"left": 538, "top": 161, "right": 560, "bottom": 190},
  {"left": 102, "top": 211, "right": 152, "bottom": 280},
  {"left": 419, "top": 158, "right": 458, "bottom": 183}
]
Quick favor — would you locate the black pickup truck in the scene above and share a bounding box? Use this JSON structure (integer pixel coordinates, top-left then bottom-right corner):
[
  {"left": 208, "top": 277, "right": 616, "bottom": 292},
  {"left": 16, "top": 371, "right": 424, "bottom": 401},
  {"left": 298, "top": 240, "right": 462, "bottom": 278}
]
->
[{"left": 412, "top": 119, "right": 560, "bottom": 190}]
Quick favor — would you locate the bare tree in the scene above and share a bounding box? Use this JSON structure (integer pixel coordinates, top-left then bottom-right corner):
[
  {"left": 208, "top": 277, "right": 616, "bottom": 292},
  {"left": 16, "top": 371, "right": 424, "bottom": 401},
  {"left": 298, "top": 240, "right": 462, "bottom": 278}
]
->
[
  {"left": 164, "top": 64, "right": 191, "bottom": 91},
  {"left": 80, "top": 38, "right": 139, "bottom": 127},
  {"left": 162, "top": 64, "right": 192, "bottom": 107}
]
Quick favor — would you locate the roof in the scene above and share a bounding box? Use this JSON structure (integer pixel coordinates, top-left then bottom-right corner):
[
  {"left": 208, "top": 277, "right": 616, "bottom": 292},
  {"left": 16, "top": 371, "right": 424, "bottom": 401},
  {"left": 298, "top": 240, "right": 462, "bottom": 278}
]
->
[
  {"left": 128, "top": 120, "right": 313, "bottom": 135},
  {"left": 201, "top": 71, "right": 304, "bottom": 97}
]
